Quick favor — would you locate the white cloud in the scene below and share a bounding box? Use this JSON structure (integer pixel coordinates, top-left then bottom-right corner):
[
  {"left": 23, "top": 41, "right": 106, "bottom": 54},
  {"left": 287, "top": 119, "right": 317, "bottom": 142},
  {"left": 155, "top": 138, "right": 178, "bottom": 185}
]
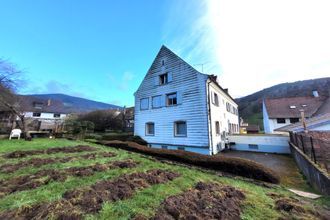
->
[
  {"left": 108, "top": 71, "right": 135, "bottom": 92},
  {"left": 165, "top": 0, "right": 330, "bottom": 97}
]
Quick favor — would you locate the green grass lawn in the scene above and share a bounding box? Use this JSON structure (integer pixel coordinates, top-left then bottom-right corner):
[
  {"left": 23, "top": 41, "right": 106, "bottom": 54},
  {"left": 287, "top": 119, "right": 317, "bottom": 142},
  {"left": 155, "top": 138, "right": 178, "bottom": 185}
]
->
[{"left": 0, "top": 138, "right": 329, "bottom": 219}]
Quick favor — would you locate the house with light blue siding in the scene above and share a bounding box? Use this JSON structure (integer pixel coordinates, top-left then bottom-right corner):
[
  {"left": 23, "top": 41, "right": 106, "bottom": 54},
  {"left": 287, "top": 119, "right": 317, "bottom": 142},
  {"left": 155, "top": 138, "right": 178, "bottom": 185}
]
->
[{"left": 134, "top": 46, "right": 239, "bottom": 155}]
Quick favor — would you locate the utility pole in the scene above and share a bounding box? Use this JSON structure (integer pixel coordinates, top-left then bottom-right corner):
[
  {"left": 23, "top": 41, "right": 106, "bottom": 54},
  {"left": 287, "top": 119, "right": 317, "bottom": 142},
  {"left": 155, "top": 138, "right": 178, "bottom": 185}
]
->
[{"left": 300, "top": 109, "right": 307, "bottom": 133}]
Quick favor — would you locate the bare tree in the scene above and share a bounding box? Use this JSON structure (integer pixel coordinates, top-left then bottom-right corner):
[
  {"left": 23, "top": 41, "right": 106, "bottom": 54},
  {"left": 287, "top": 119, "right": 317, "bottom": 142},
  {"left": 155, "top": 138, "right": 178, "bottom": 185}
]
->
[{"left": 0, "top": 59, "right": 27, "bottom": 136}]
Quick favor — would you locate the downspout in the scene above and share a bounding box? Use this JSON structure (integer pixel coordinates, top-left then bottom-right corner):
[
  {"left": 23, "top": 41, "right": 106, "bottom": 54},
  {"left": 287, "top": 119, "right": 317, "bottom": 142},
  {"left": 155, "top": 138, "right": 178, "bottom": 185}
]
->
[{"left": 207, "top": 80, "right": 213, "bottom": 155}]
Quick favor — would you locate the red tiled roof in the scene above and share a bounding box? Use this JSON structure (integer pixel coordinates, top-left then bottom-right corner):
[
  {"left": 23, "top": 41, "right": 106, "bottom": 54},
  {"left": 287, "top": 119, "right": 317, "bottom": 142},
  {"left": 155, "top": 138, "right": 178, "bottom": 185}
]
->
[{"left": 264, "top": 96, "right": 325, "bottom": 118}]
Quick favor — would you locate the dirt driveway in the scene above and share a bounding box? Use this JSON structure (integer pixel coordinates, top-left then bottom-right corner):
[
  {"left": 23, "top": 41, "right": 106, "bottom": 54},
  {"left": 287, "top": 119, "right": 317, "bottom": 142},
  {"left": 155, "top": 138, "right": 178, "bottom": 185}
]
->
[{"left": 219, "top": 151, "right": 314, "bottom": 192}]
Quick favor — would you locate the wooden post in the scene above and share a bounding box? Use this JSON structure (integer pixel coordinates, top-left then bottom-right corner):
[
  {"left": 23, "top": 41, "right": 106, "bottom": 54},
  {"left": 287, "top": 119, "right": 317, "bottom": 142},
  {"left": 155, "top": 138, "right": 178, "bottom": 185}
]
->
[
  {"left": 300, "top": 135, "right": 306, "bottom": 153},
  {"left": 300, "top": 110, "right": 308, "bottom": 133},
  {"left": 310, "top": 136, "right": 317, "bottom": 164}
]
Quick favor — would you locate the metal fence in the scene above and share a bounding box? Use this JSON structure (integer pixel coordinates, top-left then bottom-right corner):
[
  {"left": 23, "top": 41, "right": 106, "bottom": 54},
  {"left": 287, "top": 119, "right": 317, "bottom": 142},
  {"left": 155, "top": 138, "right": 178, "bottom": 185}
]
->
[{"left": 290, "top": 132, "right": 330, "bottom": 173}]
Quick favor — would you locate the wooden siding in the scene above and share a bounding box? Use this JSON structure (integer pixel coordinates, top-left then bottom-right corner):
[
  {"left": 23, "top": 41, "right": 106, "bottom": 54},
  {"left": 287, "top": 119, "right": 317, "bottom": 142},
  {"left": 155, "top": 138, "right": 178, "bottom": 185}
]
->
[{"left": 134, "top": 46, "right": 210, "bottom": 150}]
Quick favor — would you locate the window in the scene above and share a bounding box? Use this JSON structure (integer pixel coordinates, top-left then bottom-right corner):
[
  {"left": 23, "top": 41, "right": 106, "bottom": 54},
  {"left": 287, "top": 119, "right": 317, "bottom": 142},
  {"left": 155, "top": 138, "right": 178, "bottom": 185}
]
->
[
  {"left": 174, "top": 121, "right": 187, "bottom": 137},
  {"left": 140, "top": 98, "right": 149, "bottom": 110},
  {"left": 290, "top": 118, "right": 299, "bottom": 123},
  {"left": 248, "top": 144, "right": 259, "bottom": 149},
  {"left": 226, "top": 103, "right": 230, "bottom": 112},
  {"left": 159, "top": 73, "right": 168, "bottom": 85},
  {"left": 277, "top": 118, "right": 286, "bottom": 124},
  {"left": 32, "top": 112, "right": 41, "bottom": 117},
  {"left": 166, "top": 93, "right": 177, "bottom": 106},
  {"left": 54, "top": 113, "right": 61, "bottom": 118},
  {"left": 152, "top": 95, "right": 162, "bottom": 108},
  {"left": 215, "top": 121, "right": 220, "bottom": 135},
  {"left": 33, "top": 102, "right": 43, "bottom": 109},
  {"left": 161, "top": 145, "right": 168, "bottom": 149},
  {"left": 213, "top": 93, "right": 219, "bottom": 106},
  {"left": 145, "top": 122, "right": 155, "bottom": 136},
  {"left": 161, "top": 59, "right": 165, "bottom": 66},
  {"left": 178, "top": 146, "right": 185, "bottom": 151}
]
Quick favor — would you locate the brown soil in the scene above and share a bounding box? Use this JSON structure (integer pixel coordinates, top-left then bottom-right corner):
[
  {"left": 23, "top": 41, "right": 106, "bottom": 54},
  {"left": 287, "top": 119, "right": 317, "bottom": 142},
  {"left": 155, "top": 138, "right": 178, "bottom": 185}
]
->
[
  {"left": 0, "top": 169, "right": 180, "bottom": 219},
  {"left": 275, "top": 197, "right": 329, "bottom": 219},
  {"left": 0, "top": 159, "right": 138, "bottom": 198},
  {"left": 0, "top": 152, "right": 116, "bottom": 173},
  {"left": 0, "top": 157, "right": 73, "bottom": 173},
  {"left": 79, "top": 151, "right": 116, "bottom": 160},
  {"left": 4, "top": 145, "right": 97, "bottom": 158},
  {"left": 151, "top": 182, "right": 245, "bottom": 220}
]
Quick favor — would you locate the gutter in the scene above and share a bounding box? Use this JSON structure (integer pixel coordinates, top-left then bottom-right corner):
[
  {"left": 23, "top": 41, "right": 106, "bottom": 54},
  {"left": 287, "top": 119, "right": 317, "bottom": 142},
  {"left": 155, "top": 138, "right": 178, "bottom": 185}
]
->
[{"left": 207, "top": 80, "right": 213, "bottom": 155}]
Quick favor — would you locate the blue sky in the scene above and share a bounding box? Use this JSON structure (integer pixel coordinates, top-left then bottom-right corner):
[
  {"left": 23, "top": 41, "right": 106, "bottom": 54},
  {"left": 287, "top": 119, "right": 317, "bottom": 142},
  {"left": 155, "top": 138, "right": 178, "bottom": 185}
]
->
[{"left": 1, "top": 0, "right": 329, "bottom": 106}]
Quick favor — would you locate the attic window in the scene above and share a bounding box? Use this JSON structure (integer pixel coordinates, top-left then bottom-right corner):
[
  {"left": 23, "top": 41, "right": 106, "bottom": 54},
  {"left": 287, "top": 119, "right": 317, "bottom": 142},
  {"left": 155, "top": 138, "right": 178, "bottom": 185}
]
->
[
  {"left": 161, "top": 59, "right": 165, "bottom": 66},
  {"left": 159, "top": 73, "right": 168, "bottom": 85},
  {"left": 290, "top": 105, "right": 296, "bottom": 109}
]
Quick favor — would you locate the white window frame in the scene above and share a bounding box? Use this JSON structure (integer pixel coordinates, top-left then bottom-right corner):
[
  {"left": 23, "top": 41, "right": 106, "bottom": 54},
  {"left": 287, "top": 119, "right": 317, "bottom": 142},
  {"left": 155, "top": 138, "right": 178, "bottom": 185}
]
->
[
  {"left": 174, "top": 121, "right": 187, "bottom": 137},
  {"left": 166, "top": 93, "right": 177, "bottom": 106},
  {"left": 145, "top": 122, "right": 155, "bottom": 136},
  {"left": 215, "top": 121, "right": 220, "bottom": 135},
  {"left": 159, "top": 73, "right": 168, "bottom": 85},
  {"left": 214, "top": 93, "right": 219, "bottom": 106}
]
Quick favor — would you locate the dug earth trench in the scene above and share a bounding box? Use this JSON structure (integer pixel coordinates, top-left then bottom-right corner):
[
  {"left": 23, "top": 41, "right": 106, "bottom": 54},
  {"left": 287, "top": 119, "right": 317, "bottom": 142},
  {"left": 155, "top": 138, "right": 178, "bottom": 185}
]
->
[
  {"left": 0, "top": 152, "right": 116, "bottom": 173},
  {"left": 4, "top": 145, "right": 97, "bottom": 158},
  {"left": 267, "top": 192, "right": 329, "bottom": 219},
  {"left": 148, "top": 181, "right": 245, "bottom": 220},
  {"left": 0, "top": 169, "right": 181, "bottom": 219},
  {"left": 0, "top": 159, "right": 137, "bottom": 198}
]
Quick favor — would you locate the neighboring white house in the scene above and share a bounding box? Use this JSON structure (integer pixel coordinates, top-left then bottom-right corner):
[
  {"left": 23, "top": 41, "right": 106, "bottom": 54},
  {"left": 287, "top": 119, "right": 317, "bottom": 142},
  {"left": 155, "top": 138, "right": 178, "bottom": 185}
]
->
[
  {"left": 134, "top": 46, "right": 239, "bottom": 155},
  {"left": 19, "top": 97, "right": 70, "bottom": 131},
  {"left": 275, "top": 113, "right": 330, "bottom": 132},
  {"left": 263, "top": 94, "right": 329, "bottom": 133}
]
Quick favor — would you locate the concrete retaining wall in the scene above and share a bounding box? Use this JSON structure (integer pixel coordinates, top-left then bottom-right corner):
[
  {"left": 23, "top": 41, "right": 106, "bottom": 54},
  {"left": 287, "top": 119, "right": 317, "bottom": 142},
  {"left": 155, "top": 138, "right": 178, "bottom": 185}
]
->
[
  {"left": 228, "top": 135, "right": 290, "bottom": 154},
  {"left": 290, "top": 142, "right": 330, "bottom": 195}
]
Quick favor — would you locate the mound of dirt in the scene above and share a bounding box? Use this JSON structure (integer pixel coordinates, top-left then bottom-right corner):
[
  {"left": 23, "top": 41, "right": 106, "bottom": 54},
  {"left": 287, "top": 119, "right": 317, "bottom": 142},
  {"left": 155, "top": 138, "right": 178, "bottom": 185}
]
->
[
  {"left": 80, "top": 151, "right": 116, "bottom": 160},
  {"left": 0, "top": 169, "right": 180, "bottom": 219},
  {"left": 274, "top": 196, "right": 329, "bottom": 219},
  {"left": 99, "top": 140, "right": 280, "bottom": 184},
  {"left": 0, "top": 159, "right": 138, "bottom": 197},
  {"left": 0, "top": 157, "right": 74, "bottom": 173},
  {"left": 4, "top": 145, "right": 97, "bottom": 158},
  {"left": 1, "top": 152, "right": 117, "bottom": 173},
  {"left": 152, "top": 182, "right": 245, "bottom": 220}
]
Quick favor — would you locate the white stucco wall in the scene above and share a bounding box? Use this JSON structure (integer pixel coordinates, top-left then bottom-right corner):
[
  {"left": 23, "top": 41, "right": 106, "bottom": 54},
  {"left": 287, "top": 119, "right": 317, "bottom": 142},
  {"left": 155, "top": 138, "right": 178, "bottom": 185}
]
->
[
  {"left": 208, "top": 81, "right": 239, "bottom": 154},
  {"left": 24, "top": 112, "right": 67, "bottom": 119}
]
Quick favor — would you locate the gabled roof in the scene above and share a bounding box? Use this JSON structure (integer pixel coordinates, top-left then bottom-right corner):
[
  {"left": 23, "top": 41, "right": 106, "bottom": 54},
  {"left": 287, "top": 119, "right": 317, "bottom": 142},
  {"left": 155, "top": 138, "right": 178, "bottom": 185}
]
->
[
  {"left": 264, "top": 96, "right": 325, "bottom": 118},
  {"left": 275, "top": 113, "right": 330, "bottom": 132},
  {"left": 135, "top": 45, "right": 237, "bottom": 104},
  {"left": 18, "top": 96, "right": 73, "bottom": 114}
]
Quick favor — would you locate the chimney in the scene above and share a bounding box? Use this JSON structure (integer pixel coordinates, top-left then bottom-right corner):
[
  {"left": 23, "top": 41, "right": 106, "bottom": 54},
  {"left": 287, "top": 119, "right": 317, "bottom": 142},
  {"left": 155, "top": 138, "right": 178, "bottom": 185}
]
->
[
  {"left": 47, "top": 99, "right": 51, "bottom": 106},
  {"left": 312, "top": 90, "right": 319, "bottom": 97}
]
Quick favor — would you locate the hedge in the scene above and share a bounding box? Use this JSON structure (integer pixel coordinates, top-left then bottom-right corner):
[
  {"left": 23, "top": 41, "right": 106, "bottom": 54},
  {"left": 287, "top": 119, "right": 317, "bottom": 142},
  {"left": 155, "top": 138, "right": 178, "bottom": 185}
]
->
[{"left": 98, "top": 140, "right": 280, "bottom": 184}]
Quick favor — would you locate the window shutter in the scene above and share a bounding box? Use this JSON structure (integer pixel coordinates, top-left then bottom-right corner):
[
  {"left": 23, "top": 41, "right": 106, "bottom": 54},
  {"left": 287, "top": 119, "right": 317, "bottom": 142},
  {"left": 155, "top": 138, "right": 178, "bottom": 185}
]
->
[
  {"left": 168, "top": 72, "right": 173, "bottom": 82},
  {"left": 161, "top": 95, "right": 166, "bottom": 107},
  {"left": 155, "top": 76, "right": 159, "bottom": 86},
  {"left": 177, "top": 92, "right": 183, "bottom": 104}
]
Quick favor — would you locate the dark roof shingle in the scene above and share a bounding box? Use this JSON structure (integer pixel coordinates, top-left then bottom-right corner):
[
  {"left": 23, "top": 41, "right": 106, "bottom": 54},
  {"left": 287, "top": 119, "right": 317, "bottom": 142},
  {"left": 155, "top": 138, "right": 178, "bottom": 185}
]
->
[{"left": 264, "top": 96, "right": 325, "bottom": 118}]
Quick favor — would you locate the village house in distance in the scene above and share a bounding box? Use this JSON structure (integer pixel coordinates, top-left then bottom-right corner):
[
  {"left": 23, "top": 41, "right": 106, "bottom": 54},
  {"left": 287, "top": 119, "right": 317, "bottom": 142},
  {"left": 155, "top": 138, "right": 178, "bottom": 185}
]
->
[
  {"left": 263, "top": 91, "right": 330, "bottom": 133},
  {"left": 134, "top": 46, "right": 239, "bottom": 155}
]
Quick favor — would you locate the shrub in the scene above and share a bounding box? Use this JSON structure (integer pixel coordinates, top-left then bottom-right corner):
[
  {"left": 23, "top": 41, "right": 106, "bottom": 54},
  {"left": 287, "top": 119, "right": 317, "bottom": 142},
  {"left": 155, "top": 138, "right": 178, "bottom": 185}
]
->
[
  {"left": 99, "top": 140, "right": 280, "bottom": 184},
  {"left": 101, "top": 134, "right": 147, "bottom": 145}
]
